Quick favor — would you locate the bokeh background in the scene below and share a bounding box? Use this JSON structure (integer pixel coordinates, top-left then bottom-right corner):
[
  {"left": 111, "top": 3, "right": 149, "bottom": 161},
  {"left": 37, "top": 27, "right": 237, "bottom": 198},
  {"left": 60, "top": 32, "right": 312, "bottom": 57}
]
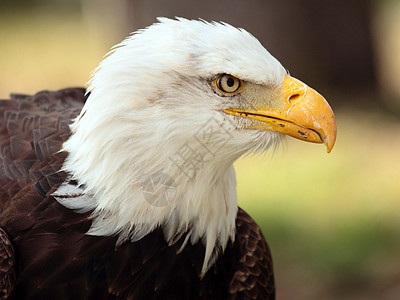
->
[{"left": 1, "top": 0, "right": 400, "bottom": 299}]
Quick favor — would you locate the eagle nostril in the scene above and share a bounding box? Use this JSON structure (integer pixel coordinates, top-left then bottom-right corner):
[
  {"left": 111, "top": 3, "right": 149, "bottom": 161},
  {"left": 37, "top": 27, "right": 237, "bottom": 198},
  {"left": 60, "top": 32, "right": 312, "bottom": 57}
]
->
[{"left": 289, "top": 93, "right": 301, "bottom": 102}]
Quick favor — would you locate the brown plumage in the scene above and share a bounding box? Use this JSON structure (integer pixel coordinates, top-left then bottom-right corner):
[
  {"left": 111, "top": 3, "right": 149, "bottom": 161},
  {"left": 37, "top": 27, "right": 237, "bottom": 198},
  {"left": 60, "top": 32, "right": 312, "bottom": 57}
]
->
[{"left": 0, "top": 88, "right": 275, "bottom": 299}]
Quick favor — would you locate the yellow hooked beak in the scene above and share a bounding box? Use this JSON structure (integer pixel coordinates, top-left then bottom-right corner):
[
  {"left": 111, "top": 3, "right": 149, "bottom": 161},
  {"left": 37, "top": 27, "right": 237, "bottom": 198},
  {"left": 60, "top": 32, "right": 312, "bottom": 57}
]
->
[{"left": 223, "top": 76, "right": 337, "bottom": 152}]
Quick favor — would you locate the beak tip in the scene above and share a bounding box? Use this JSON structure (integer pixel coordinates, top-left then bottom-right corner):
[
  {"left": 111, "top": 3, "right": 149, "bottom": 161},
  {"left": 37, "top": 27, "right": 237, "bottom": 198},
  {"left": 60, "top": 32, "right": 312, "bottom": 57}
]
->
[{"left": 324, "top": 132, "right": 337, "bottom": 153}]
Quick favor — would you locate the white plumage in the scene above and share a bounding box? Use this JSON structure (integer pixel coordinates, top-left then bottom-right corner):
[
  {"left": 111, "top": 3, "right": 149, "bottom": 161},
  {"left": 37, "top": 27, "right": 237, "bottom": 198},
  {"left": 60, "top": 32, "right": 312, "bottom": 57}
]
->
[{"left": 54, "top": 17, "right": 332, "bottom": 275}]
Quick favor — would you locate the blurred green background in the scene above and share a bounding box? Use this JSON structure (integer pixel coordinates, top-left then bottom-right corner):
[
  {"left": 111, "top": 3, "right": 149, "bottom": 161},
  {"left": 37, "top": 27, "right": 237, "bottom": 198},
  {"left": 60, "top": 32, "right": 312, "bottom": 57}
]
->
[{"left": 1, "top": 0, "right": 400, "bottom": 299}]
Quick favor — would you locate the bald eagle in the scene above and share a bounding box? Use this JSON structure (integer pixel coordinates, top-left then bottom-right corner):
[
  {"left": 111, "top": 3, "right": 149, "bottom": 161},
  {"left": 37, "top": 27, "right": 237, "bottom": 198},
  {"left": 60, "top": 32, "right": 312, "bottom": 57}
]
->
[{"left": 0, "top": 18, "right": 336, "bottom": 299}]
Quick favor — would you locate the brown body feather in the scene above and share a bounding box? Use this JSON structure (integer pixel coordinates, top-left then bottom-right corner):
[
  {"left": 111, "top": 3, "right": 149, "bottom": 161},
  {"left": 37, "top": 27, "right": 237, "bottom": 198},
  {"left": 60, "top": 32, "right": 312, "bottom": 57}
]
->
[{"left": 0, "top": 88, "right": 275, "bottom": 299}]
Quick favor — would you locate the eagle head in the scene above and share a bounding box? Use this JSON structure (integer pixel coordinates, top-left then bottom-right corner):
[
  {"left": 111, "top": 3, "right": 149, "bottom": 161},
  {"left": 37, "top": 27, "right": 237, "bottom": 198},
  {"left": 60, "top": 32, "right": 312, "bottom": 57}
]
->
[{"left": 58, "top": 17, "right": 336, "bottom": 274}]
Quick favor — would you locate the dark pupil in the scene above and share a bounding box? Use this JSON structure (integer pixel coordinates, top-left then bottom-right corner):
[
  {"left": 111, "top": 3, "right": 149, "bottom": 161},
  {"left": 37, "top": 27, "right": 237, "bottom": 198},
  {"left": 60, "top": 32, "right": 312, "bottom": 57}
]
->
[{"left": 227, "top": 77, "right": 235, "bottom": 87}]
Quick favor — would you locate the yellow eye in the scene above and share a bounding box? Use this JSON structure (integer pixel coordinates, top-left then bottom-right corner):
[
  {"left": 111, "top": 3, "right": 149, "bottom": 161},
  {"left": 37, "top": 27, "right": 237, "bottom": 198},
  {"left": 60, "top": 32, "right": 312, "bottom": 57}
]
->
[{"left": 214, "top": 74, "right": 242, "bottom": 94}]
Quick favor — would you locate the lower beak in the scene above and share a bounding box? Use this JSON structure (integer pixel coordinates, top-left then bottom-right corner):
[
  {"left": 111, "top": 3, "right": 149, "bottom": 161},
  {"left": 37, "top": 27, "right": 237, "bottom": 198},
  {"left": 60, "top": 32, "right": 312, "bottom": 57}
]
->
[{"left": 223, "top": 76, "right": 337, "bottom": 153}]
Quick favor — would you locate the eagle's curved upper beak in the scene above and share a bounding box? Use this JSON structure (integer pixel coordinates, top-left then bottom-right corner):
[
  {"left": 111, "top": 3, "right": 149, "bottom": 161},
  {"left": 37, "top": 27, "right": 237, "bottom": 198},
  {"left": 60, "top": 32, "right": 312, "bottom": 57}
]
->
[{"left": 223, "top": 76, "right": 337, "bottom": 153}]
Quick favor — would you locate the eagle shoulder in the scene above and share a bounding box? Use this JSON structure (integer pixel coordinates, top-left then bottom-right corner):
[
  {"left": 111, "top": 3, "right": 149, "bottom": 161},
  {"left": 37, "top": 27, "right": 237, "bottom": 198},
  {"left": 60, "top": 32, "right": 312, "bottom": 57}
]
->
[
  {"left": 228, "top": 208, "right": 275, "bottom": 299},
  {"left": 0, "top": 88, "right": 86, "bottom": 209},
  {"left": 0, "top": 228, "right": 15, "bottom": 299}
]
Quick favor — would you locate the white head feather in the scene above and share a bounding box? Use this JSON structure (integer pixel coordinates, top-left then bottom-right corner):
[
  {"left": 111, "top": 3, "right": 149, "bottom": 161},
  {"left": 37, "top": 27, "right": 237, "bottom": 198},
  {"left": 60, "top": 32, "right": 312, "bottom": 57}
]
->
[{"left": 56, "top": 17, "right": 287, "bottom": 274}]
